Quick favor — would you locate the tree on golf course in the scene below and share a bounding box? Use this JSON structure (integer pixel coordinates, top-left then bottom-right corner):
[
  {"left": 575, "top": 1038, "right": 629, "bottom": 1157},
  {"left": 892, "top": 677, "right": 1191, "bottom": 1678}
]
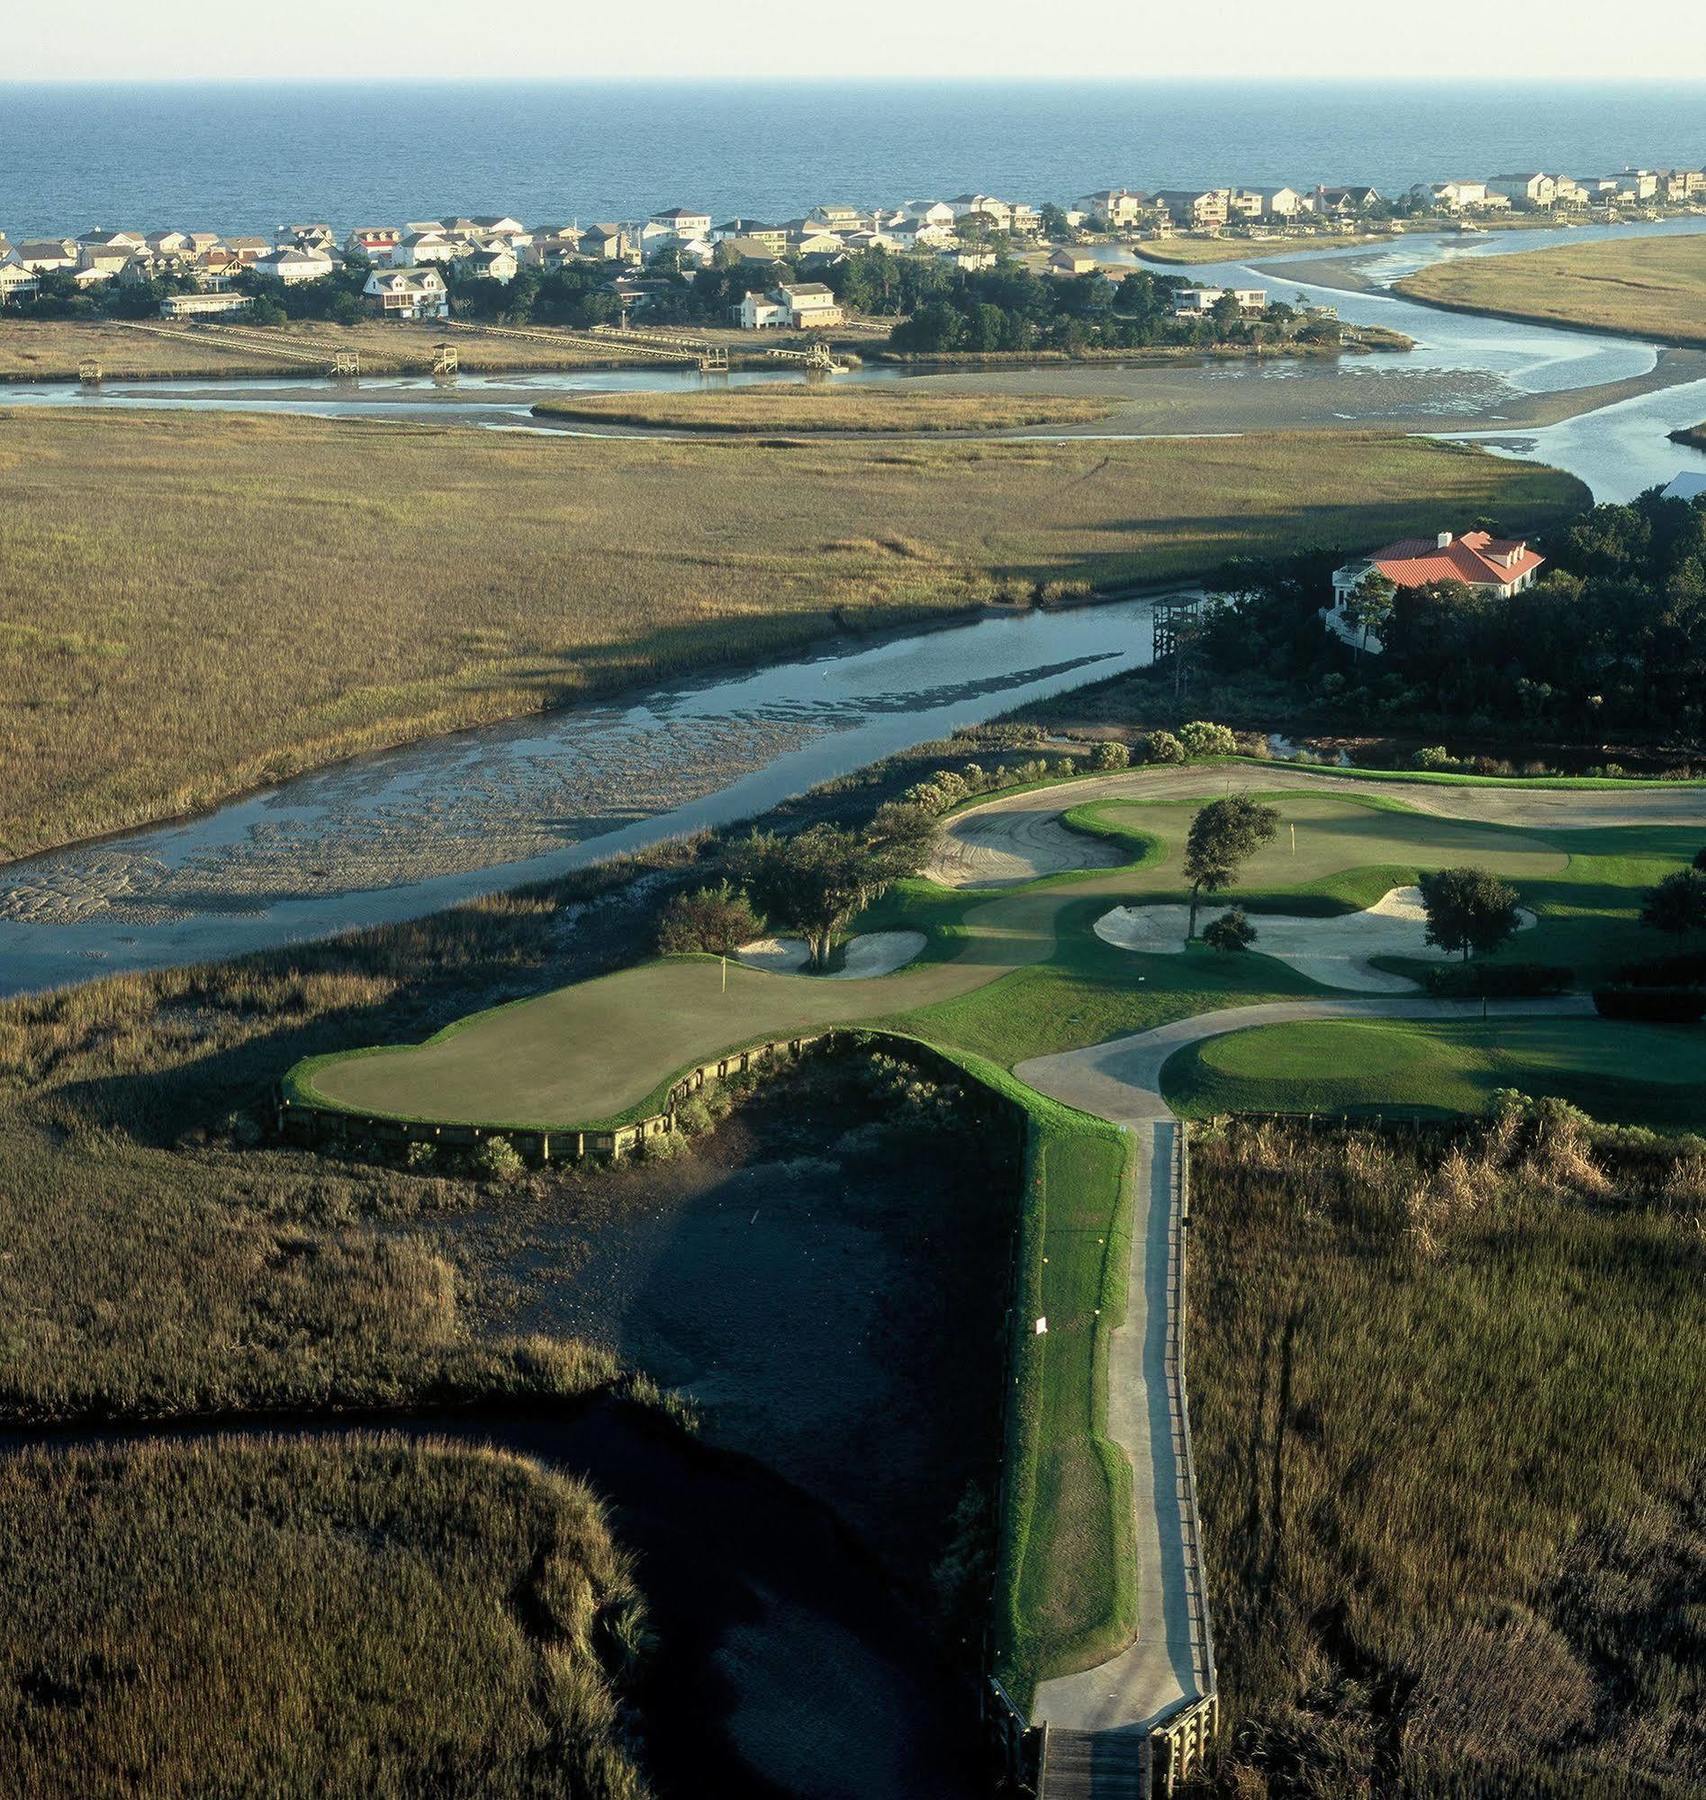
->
[
  {"left": 1203, "top": 908, "right": 1258, "bottom": 953},
  {"left": 1183, "top": 797, "right": 1280, "bottom": 940},
  {"left": 733, "top": 817, "right": 930, "bottom": 970},
  {"left": 1692, "top": 846, "right": 1706, "bottom": 873},
  {"left": 1642, "top": 867, "right": 1706, "bottom": 940},
  {"left": 656, "top": 880, "right": 765, "bottom": 956},
  {"left": 1419, "top": 866, "right": 1522, "bottom": 961}
]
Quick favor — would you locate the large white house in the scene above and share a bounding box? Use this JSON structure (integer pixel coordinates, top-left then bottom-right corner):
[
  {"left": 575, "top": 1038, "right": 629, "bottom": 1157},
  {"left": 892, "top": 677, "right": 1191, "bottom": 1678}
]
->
[
  {"left": 734, "top": 282, "right": 844, "bottom": 330},
  {"left": 1324, "top": 529, "right": 1546, "bottom": 654},
  {"left": 363, "top": 266, "right": 449, "bottom": 319},
  {"left": 255, "top": 245, "right": 335, "bottom": 284}
]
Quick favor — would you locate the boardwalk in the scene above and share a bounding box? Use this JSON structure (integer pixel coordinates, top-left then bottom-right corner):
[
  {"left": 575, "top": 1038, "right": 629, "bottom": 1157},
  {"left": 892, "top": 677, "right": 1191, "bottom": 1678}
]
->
[{"left": 1018, "top": 993, "right": 1593, "bottom": 1797}]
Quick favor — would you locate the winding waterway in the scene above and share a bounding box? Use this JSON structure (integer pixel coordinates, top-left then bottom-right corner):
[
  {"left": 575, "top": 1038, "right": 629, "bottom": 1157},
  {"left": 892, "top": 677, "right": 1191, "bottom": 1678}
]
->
[
  {"left": 4, "top": 222, "right": 1704, "bottom": 993},
  {"left": 0, "top": 598, "right": 1170, "bottom": 994}
]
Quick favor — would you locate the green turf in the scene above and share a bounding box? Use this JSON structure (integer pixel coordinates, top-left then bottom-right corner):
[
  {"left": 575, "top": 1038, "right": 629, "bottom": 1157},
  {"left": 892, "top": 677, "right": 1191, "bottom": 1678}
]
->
[
  {"left": 282, "top": 768, "right": 1706, "bottom": 1703},
  {"left": 1162, "top": 1016, "right": 1706, "bottom": 1128}
]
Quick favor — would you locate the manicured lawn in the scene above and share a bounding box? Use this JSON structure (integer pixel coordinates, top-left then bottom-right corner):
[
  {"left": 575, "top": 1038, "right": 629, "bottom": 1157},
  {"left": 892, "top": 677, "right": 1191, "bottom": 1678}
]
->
[
  {"left": 1163, "top": 1015, "right": 1706, "bottom": 1129},
  {"left": 995, "top": 1100, "right": 1137, "bottom": 1696},
  {"left": 283, "top": 768, "right": 1705, "bottom": 1709}
]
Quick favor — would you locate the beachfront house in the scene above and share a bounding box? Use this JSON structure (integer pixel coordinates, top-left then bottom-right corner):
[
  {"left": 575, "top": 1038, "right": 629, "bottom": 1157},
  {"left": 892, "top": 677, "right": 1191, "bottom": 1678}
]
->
[
  {"left": 806, "top": 204, "right": 864, "bottom": 234},
  {"left": 1075, "top": 189, "right": 1146, "bottom": 229},
  {"left": 903, "top": 200, "right": 957, "bottom": 229},
  {"left": 1153, "top": 188, "right": 1229, "bottom": 230},
  {"left": 648, "top": 207, "right": 712, "bottom": 243},
  {"left": 0, "top": 259, "right": 41, "bottom": 304},
  {"left": 1325, "top": 530, "right": 1546, "bottom": 654},
  {"left": 947, "top": 194, "right": 1014, "bottom": 231},
  {"left": 362, "top": 266, "right": 449, "bottom": 319},
  {"left": 1412, "top": 179, "right": 1492, "bottom": 212},
  {"left": 1313, "top": 185, "right": 1381, "bottom": 215},
  {"left": 347, "top": 226, "right": 403, "bottom": 260},
  {"left": 711, "top": 219, "right": 787, "bottom": 254},
  {"left": 15, "top": 239, "right": 78, "bottom": 272},
  {"left": 1486, "top": 172, "right": 1557, "bottom": 209},
  {"left": 1253, "top": 187, "right": 1309, "bottom": 219},
  {"left": 254, "top": 245, "right": 335, "bottom": 284}
]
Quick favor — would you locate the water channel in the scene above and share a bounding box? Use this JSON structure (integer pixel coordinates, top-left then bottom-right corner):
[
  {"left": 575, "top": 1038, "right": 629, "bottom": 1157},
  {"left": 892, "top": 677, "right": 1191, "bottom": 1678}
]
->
[{"left": 3, "top": 221, "right": 1704, "bottom": 993}]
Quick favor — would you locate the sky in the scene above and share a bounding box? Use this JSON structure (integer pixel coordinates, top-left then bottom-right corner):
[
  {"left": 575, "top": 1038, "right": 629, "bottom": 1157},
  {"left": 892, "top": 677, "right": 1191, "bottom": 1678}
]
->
[{"left": 14, "top": 0, "right": 1706, "bottom": 82}]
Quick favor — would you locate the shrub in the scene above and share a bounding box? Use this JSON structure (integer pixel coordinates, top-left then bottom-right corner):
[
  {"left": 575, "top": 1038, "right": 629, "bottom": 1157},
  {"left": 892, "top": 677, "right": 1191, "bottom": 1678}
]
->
[
  {"left": 656, "top": 879, "right": 765, "bottom": 956},
  {"left": 1144, "top": 729, "right": 1186, "bottom": 764},
  {"left": 672, "top": 1095, "right": 715, "bottom": 1136},
  {"left": 1412, "top": 745, "right": 1458, "bottom": 771},
  {"left": 1039, "top": 578, "right": 1093, "bottom": 605},
  {"left": 403, "top": 1140, "right": 438, "bottom": 1170},
  {"left": 1204, "top": 909, "right": 1258, "bottom": 954},
  {"left": 1089, "top": 740, "right": 1131, "bottom": 771},
  {"left": 1423, "top": 963, "right": 1574, "bottom": 998},
  {"left": 472, "top": 1135, "right": 527, "bottom": 1181},
  {"left": 1612, "top": 952, "right": 1706, "bottom": 988},
  {"left": 1592, "top": 986, "right": 1706, "bottom": 1023},
  {"left": 1178, "top": 720, "right": 1238, "bottom": 758}
]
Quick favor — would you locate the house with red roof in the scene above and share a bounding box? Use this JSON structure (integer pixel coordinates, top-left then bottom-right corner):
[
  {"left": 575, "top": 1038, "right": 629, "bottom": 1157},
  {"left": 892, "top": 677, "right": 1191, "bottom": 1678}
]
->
[{"left": 1325, "top": 529, "right": 1545, "bottom": 653}]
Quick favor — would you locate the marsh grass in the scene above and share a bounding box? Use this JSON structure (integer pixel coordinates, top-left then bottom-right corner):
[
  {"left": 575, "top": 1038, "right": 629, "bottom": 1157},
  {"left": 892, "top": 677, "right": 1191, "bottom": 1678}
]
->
[
  {"left": 0, "top": 409, "right": 1581, "bottom": 858},
  {"left": 1396, "top": 233, "right": 1706, "bottom": 347},
  {"left": 530, "top": 388, "right": 1112, "bottom": 431},
  {"left": 0, "top": 1434, "right": 649, "bottom": 1798},
  {"left": 1190, "top": 1113, "right": 1706, "bottom": 1795},
  {"left": 0, "top": 854, "right": 692, "bottom": 1420}
]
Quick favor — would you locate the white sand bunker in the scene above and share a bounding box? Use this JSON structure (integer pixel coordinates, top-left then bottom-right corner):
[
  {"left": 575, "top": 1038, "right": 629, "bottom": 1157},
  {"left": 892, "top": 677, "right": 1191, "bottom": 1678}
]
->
[
  {"left": 1093, "top": 886, "right": 1533, "bottom": 993},
  {"left": 734, "top": 930, "right": 928, "bottom": 979}
]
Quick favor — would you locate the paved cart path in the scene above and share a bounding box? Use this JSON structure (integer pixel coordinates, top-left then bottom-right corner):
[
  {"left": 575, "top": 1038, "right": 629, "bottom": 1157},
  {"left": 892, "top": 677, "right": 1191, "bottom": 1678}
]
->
[{"left": 1021, "top": 992, "right": 1592, "bottom": 1765}]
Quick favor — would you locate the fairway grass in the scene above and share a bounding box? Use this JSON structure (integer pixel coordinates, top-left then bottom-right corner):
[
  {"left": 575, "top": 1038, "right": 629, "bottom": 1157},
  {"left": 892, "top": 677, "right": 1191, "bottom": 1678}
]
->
[
  {"left": 297, "top": 786, "right": 1599, "bottom": 1128},
  {"left": 1395, "top": 231, "right": 1706, "bottom": 346},
  {"left": 284, "top": 768, "right": 1704, "bottom": 1707},
  {"left": 0, "top": 409, "right": 1581, "bottom": 860},
  {"left": 530, "top": 388, "right": 1112, "bottom": 432},
  {"left": 1163, "top": 1015, "right": 1706, "bottom": 1128}
]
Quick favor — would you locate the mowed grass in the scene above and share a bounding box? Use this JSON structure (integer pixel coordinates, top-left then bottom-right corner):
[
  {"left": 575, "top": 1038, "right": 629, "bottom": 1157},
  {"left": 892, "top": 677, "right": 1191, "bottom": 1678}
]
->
[
  {"left": 1164, "top": 1015, "right": 1706, "bottom": 1128},
  {"left": 1190, "top": 1116, "right": 1706, "bottom": 1793},
  {"left": 530, "top": 387, "right": 1112, "bottom": 432},
  {"left": 1396, "top": 230, "right": 1706, "bottom": 345},
  {"left": 997, "top": 1100, "right": 1137, "bottom": 1696},
  {"left": 299, "top": 787, "right": 1693, "bottom": 1127},
  {"left": 0, "top": 1435, "right": 648, "bottom": 1799},
  {"left": 0, "top": 408, "right": 1582, "bottom": 859}
]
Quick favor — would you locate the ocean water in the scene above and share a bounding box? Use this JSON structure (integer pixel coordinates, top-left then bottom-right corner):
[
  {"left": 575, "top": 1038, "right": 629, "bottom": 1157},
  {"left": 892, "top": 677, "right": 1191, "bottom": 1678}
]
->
[{"left": 3, "top": 80, "right": 1705, "bottom": 239}]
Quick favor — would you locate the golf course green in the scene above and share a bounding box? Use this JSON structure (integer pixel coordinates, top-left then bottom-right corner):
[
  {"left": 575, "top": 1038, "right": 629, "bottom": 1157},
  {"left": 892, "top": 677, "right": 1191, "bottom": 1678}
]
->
[{"left": 282, "top": 762, "right": 1706, "bottom": 1701}]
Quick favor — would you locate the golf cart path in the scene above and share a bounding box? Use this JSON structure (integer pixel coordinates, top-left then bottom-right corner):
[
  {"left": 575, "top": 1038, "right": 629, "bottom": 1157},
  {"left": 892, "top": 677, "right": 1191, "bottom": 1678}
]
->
[
  {"left": 929, "top": 764, "right": 1706, "bottom": 888},
  {"left": 1021, "top": 992, "right": 1593, "bottom": 1749}
]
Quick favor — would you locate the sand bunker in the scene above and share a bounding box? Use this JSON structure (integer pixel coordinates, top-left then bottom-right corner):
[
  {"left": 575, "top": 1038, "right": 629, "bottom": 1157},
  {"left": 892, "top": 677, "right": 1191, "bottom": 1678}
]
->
[
  {"left": 734, "top": 931, "right": 928, "bottom": 980},
  {"left": 1093, "top": 886, "right": 1533, "bottom": 993}
]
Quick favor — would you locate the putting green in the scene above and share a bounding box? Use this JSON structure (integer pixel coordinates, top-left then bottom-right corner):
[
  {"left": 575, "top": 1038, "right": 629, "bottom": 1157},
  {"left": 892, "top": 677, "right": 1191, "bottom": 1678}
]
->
[
  {"left": 1161, "top": 1016, "right": 1706, "bottom": 1129},
  {"left": 291, "top": 785, "right": 1600, "bottom": 1129}
]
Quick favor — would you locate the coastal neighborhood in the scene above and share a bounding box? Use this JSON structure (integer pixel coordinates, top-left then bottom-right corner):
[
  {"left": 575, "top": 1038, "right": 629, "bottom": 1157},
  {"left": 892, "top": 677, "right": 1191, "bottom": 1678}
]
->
[{"left": 2, "top": 160, "right": 1702, "bottom": 322}]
